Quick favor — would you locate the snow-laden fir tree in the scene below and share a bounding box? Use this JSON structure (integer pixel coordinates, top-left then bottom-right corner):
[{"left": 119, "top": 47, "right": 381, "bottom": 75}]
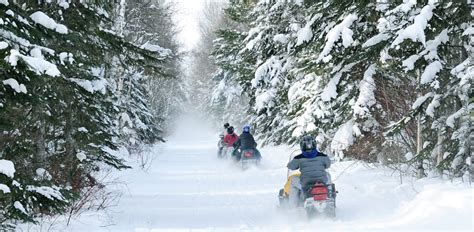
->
[
  {"left": 211, "top": 0, "right": 472, "bottom": 178},
  {"left": 211, "top": 0, "right": 254, "bottom": 127},
  {"left": 0, "top": 0, "right": 177, "bottom": 227}
]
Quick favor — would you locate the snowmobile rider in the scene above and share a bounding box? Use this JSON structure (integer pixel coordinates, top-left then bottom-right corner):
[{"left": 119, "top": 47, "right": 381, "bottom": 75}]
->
[
  {"left": 223, "top": 123, "right": 230, "bottom": 135},
  {"left": 286, "top": 135, "right": 331, "bottom": 208},
  {"left": 223, "top": 126, "right": 239, "bottom": 147},
  {"left": 233, "top": 125, "right": 262, "bottom": 160},
  {"left": 218, "top": 123, "right": 231, "bottom": 156}
]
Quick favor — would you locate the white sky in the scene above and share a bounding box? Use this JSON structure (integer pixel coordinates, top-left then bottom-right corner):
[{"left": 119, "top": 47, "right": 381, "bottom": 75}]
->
[{"left": 170, "top": 0, "right": 207, "bottom": 52}]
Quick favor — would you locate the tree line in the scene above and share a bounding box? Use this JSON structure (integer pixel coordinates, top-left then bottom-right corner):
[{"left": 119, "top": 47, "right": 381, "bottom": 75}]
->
[
  {"left": 0, "top": 0, "right": 182, "bottom": 228},
  {"left": 195, "top": 0, "right": 472, "bottom": 180}
]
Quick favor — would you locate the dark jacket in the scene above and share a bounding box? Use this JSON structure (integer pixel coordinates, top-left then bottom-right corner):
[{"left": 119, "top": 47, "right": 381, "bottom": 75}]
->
[
  {"left": 235, "top": 132, "right": 257, "bottom": 150},
  {"left": 287, "top": 150, "right": 331, "bottom": 191}
]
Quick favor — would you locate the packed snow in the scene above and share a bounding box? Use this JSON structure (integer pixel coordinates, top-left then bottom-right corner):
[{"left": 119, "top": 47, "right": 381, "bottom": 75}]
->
[
  {"left": 425, "top": 94, "right": 441, "bottom": 117},
  {"left": 22, "top": 115, "right": 473, "bottom": 231},
  {"left": 5, "top": 9, "right": 13, "bottom": 16}
]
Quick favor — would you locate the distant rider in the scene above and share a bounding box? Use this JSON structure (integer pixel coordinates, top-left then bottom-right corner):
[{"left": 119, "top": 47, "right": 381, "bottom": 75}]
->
[
  {"left": 223, "top": 126, "right": 239, "bottom": 147},
  {"left": 233, "top": 125, "right": 261, "bottom": 160},
  {"left": 218, "top": 123, "right": 231, "bottom": 157},
  {"left": 286, "top": 135, "right": 331, "bottom": 208},
  {"left": 223, "top": 123, "right": 230, "bottom": 135}
]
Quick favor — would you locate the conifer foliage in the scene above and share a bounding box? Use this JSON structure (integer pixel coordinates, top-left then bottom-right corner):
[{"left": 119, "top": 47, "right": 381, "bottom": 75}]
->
[
  {"left": 0, "top": 0, "right": 178, "bottom": 228},
  {"left": 211, "top": 0, "right": 472, "bottom": 178}
]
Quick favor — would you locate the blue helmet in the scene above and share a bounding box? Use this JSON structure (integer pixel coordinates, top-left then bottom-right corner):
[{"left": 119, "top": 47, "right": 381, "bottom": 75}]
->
[{"left": 243, "top": 125, "right": 251, "bottom": 133}]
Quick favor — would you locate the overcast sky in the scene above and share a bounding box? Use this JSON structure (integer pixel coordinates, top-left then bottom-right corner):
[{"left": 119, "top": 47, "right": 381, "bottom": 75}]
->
[{"left": 170, "top": 0, "right": 207, "bottom": 52}]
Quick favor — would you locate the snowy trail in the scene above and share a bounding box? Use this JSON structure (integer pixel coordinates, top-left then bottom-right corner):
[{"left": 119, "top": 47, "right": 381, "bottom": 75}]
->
[
  {"left": 58, "top": 116, "right": 472, "bottom": 231},
  {"left": 114, "top": 119, "right": 292, "bottom": 230}
]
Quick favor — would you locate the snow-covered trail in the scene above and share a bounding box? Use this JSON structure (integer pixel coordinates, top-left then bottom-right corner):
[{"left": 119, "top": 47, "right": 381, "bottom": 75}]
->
[
  {"left": 56, "top": 115, "right": 471, "bottom": 231},
  {"left": 106, "top": 117, "right": 294, "bottom": 230}
]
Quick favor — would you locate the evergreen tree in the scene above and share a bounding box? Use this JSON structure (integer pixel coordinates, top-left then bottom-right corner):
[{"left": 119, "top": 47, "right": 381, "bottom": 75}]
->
[
  {"left": 211, "top": 0, "right": 472, "bottom": 178},
  {"left": 0, "top": 0, "right": 175, "bottom": 227}
]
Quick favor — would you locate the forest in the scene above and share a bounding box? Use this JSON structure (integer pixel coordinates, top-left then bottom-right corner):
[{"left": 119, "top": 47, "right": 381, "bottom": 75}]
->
[{"left": 0, "top": 0, "right": 472, "bottom": 230}]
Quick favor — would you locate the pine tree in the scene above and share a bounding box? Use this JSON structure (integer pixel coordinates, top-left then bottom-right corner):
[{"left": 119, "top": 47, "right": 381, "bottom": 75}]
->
[
  {"left": 0, "top": 0, "right": 173, "bottom": 227},
  {"left": 210, "top": 0, "right": 472, "bottom": 178}
]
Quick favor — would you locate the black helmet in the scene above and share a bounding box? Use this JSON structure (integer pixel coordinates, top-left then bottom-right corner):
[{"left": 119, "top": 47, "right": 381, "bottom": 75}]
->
[
  {"left": 224, "top": 123, "right": 230, "bottom": 129},
  {"left": 300, "top": 135, "right": 316, "bottom": 151},
  {"left": 227, "top": 126, "right": 234, "bottom": 134}
]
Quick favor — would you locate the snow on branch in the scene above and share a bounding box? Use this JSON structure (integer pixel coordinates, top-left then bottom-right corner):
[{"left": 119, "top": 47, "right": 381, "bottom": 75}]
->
[
  {"left": 30, "top": 11, "right": 68, "bottom": 34},
  {"left": 411, "top": 92, "right": 434, "bottom": 110},
  {"left": 420, "top": 61, "right": 442, "bottom": 85},
  {"left": 140, "top": 42, "right": 172, "bottom": 57},
  {"left": 331, "top": 120, "right": 361, "bottom": 160},
  {"left": 391, "top": 2, "right": 436, "bottom": 47},
  {"left": 0, "top": 159, "right": 15, "bottom": 178},
  {"left": 296, "top": 14, "right": 319, "bottom": 46},
  {"left": 69, "top": 78, "right": 107, "bottom": 94},
  {"left": 2, "top": 78, "right": 27, "bottom": 94},
  {"left": 0, "top": 184, "right": 10, "bottom": 193},
  {"left": 353, "top": 64, "right": 377, "bottom": 117},
  {"left": 318, "top": 14, "right": 358, "bottom": 63},
  {"left": 321, "top": 62, "right": 356, "bottom": 102},
  {"left": 26, "top": 186, "right": 66, "bottom": 201},
  {"left": 7, "top": 49, "right": 60, "bottom": 77}
]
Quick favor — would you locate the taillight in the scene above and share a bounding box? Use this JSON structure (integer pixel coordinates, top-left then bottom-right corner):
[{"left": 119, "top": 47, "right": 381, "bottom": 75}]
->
[
  {"left": 244, "top": 151, "right": 253, "bottom": 157},
  {"left": 310, "top": 185, "right": 328, "bottom": 201}
]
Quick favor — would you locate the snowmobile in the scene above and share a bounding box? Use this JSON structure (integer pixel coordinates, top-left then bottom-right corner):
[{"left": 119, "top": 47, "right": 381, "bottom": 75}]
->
[
  {"left": 221, "top": 146, "right": 235, "bottom": 159},
  {"left": 278, "top": 154, "right": 337, "bottom": 218},
  {"left": 233, "top": 148, "right": 261, "bottom": 170},
  {"left": 302, "top": 181, "right": 337, "bottom": 218},
  {"left": 217, "top": 134, "right": 225, "bottom": 158}
]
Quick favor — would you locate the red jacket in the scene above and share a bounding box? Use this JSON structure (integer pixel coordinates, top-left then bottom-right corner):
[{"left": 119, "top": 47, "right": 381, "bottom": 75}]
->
[{"left": 224, "top": 133, "right": 239, "bottom": 147}]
